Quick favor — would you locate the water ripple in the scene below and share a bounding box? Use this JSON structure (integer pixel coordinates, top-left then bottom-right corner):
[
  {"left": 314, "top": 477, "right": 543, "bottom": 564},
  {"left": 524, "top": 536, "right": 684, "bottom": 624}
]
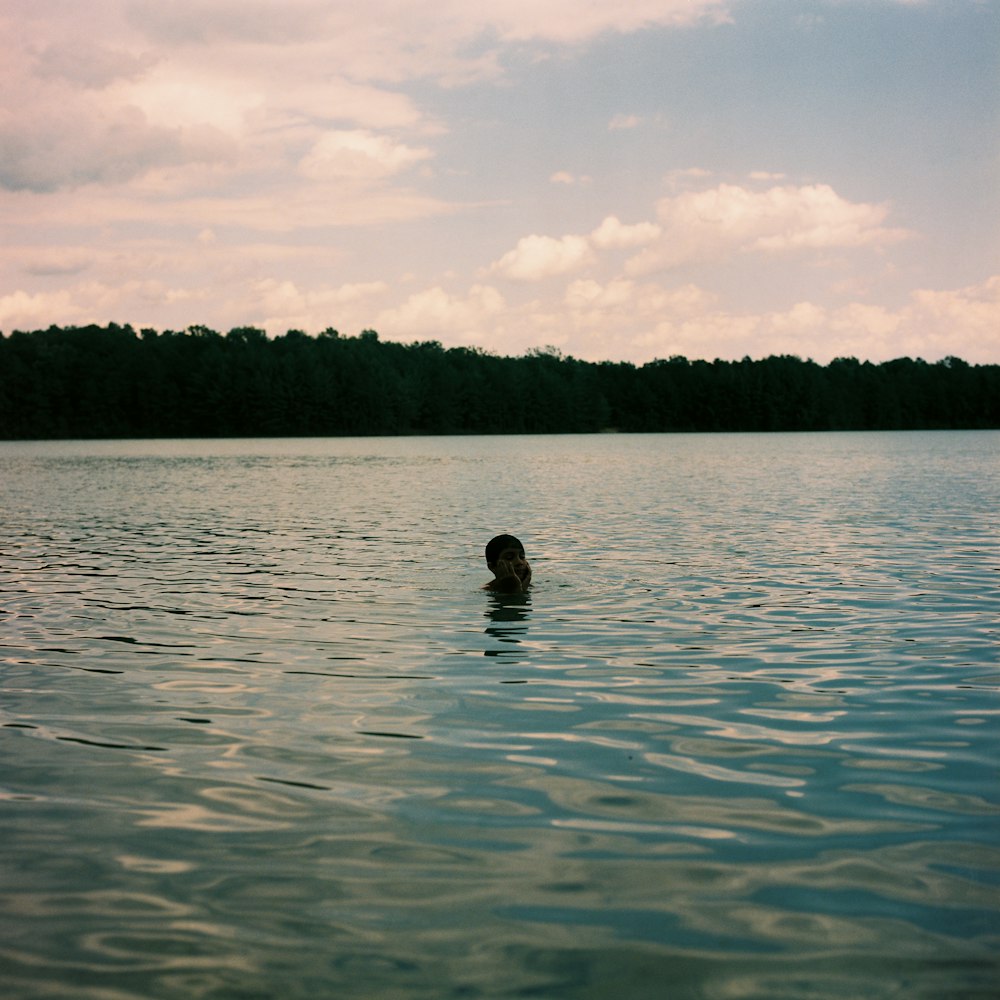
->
[{"left": 1, "top": 433, "right": 998, "bottom": 999}]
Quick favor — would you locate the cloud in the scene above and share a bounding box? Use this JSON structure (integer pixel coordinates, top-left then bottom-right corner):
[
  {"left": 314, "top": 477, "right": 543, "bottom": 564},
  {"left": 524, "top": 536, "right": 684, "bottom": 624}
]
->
[
  {"left": 0, "top": 1, "right": 727, "bottom": 204},
  {"left": 3, "top": 174, "right": 453, "bottom": 232},
  {"left": 20, "top": 249, "right": 94, "bottom": 277},
  {"left": 626, "top": 183, "right": 911, "bottom": 274},
  {"left": 120, "top": 0, "right": 733, "bottom": 87},
  {"left": 590, "top": 216, "right": 662, "bottom": 250},
  {"left": 627, "top": 275, "right": 1000, "bottom": 364},
  {"left": 908, "top": 275, "right": 1000, "bottom": 349},
  {"left": 748, "top": 186, "right": 907, "bottom": 250},
  {"left": 126, "top": 0, "right": 331, "bottom": 46},
  {"left": 0, "top": 288, "right": 81, "bottom": 329},
  {"left": 0, "top": 34, "right": 240, "bottom": 193},
  {"left": 120, "top": 65, "right": 264, "bottom": 134},
  {"left": 376, "top": 284, "right": 506, "bottom": 342},
  {"left": 298, "top": 130, "right": 432, "bottom": 181},
  {"left": 243, "top": 278, "right": 390, "bottom": 332},
  {"left": 486, "top": 0, "right": 733, "bottom": 43},
  {"left": 664, "top": 166, "right": 714, "bottom": 187},
  {"left": 608, "top": 113, "right": 642, "bottom": 130},
  {"left": 0, "top": 279, "right": 198, "bottom": 332},
  {"left": 33, "top": 42, "right": 159, "bottom": 88},
  {"left": 562, "top": 278, "right": 718, "bottom": 352},
  {"left": 2, "top": 0, "right": 992, "bottom": 373},
  {"left": 486, "top": 182, "right": 912, "bottom": 301},
  {"left": 272, "top": 79, "right": 434, "bottom": 133},
  {"left": 564, "top": 277, "right": 638, "bottom": 310},
  {"left": 128, "top": 0, "right": 733, "bottom": 52},
  {"left": 4, "top": 267, "right": 998, "bottom": 366},
  {"left": 489, "top": 216, "right": 660, "bottom": 283},
  {"left": 0, "top": 102, "right": 237, "bottom": 192},
  {"left": 549, "top": 170, "right": 592, "bottom": 186},
  {"left": 373, "top": 272, "right": 1000, "bottom": 365},
  {"left": 489, "top": 234, "right": 595, "bottom": 282}
]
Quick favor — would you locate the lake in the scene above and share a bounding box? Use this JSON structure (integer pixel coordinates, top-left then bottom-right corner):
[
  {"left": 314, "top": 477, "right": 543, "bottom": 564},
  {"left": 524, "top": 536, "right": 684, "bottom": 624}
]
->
[{"left": 1, "top": 432, "right": 998, "bottom": 999}]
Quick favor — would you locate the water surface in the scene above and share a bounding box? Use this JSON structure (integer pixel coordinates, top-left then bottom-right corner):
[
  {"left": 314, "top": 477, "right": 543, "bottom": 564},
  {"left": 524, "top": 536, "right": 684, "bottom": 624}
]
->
[{"left": 1, "top": 433, "right": 998, "bottom": 999}]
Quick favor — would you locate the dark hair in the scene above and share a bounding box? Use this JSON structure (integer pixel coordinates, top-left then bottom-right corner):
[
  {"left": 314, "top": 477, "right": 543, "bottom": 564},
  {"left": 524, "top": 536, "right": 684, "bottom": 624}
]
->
[{"left": 485, "top": 533, "right": 524, "bottom": 566}]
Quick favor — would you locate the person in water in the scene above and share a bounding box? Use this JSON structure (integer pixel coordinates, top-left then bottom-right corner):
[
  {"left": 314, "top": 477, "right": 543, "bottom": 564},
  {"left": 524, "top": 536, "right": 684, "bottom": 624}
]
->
[{"left": 484, "top": 534, "right": 532, "bottom": 593}]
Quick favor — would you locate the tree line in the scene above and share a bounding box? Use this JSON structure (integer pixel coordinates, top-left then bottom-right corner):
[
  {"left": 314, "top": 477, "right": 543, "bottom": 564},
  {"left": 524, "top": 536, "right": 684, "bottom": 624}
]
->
[{"left": 1, "top": 323, "right": 997, "bottom": 439}]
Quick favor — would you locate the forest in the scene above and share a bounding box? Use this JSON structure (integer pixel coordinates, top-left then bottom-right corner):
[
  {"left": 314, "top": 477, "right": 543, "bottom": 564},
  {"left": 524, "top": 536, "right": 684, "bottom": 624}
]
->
[{"left": 1, "top": 323, "right": 997, "bottom": 439}]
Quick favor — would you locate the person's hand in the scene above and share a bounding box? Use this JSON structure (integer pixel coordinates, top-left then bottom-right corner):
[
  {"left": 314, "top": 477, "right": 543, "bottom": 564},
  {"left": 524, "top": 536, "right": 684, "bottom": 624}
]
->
[
  {"left": 496, "top": 559, "right": 530, "bottom": 591},
  {"left": 495, "top": 559, "right": 519, "bottom": 584}
]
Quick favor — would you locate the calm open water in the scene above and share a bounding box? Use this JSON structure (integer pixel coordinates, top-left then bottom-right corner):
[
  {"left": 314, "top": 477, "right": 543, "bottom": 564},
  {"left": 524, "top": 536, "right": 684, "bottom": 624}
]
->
[{"left": 1, "top": 432, "right": 998, "bottom": 1000}]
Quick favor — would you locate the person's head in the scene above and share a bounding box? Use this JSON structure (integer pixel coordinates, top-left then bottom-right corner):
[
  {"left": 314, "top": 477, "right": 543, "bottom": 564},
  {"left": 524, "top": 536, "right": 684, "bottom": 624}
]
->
[{"left": 485, "top": 533, "right": 530, "bottom": 582}]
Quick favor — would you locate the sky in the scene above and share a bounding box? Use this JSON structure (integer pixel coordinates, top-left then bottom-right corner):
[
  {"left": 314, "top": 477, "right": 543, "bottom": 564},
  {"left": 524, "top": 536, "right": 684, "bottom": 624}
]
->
[{"left": 2, "top": 0, "right": 998, "bottom": 364}]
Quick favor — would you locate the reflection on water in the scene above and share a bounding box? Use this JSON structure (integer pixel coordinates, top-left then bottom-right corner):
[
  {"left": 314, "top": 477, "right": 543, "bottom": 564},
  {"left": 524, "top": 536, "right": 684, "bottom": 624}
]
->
[
  {"left": 484, "top": 592, "right": 532, "bottom": 659},
  {"left": 1, "top": 432, "right": 998, "bottom": 999}
]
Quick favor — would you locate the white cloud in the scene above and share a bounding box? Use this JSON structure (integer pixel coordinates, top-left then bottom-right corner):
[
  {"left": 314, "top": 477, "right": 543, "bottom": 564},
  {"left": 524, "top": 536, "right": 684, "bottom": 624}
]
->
[
  {"left": 4, "top": 267, "right": 998, "bottom": 366},
  {"left": 119, "top": 0, "right": 733, "bottom": 87},
  {"left": 489, "top": 234, "right": 595, "bottom": 282},
  {"left": 563, "top": 278, "right": 715, "bottom": 336},
  {"left": 627, "top": 275, "right": 1000, "bottom": 364},
  {"left": 1, "top": 0, "right": 993, "bottom": 372},
  {"left": 244, "top": 278, "right": 390, "bottom": 332},
  {"left": 608, "top": 113, "right": 642, "bottom": 130},
  {"left": 0, "top": 280, "right": 198, "bottom": 332},
  {"left": 0, "top": 288, "right": 80, "bottom": 329},
  {"left": 370, "top": 271, "right": 1000, "bottom": 365},
  {"left": 119, "top": 66, "right": 263, "bottom": 135},
  {"left": 549, "top": 170, "right": 592, "bottom": 186},
  {"left": 376, "top": 284, "right": 506, "bottom": 342},
  {"left": 748, "top": 186, "right": 904, "bottom": 250},
  {"left": 907, "top": 275, "right": 1000, "bottom": 353},
  {"left": 275, "top": 79, "right": 436, "bottom": 133},
  {"left": 565, "top": 278, "right": 637, "bottom": 309},
  {"left": 298, "top": 130, "right": 432, "bottom": 181},
  {"left": 665, "top": 167, "right": 714, "bottom": 185},
  {"left": 2, "top": 174, "right": 452, "bottom": 233},
  {"left": 2, "top": 4, "right": 443, "bottom": 203},
  {"left": 626, "top": 183, "right": 911, "bottom": 274},
  {"left": 488, "top": 216, "right": 660, "bottom": 283},
  {"left": 590, "top": 215, "right": 661, "bottom": 250}
]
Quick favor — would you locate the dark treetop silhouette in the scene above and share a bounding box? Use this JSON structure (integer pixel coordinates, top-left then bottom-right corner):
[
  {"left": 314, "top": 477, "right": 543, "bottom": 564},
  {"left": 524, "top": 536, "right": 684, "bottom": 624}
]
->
[{"left": 2, "top": 324, "right": 997, "bottom": 439}]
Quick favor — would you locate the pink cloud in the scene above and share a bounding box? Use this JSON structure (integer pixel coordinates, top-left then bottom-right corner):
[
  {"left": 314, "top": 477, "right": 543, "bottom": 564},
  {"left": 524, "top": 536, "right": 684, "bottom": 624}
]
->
[{"left": 626, "top": 183, "right": 911, "bottom": 274}]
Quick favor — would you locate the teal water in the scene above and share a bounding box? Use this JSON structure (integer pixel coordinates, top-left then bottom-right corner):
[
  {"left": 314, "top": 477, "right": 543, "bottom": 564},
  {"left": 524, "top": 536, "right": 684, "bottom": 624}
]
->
[{"left": 1, "top": 432, "right": 998, "bottom": 999}]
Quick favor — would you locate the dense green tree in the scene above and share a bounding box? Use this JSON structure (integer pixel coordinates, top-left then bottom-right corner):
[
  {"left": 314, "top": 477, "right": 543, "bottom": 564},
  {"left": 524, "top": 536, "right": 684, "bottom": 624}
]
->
[{"left": 0, "top": 324, "right": 997, "bottom": 439}]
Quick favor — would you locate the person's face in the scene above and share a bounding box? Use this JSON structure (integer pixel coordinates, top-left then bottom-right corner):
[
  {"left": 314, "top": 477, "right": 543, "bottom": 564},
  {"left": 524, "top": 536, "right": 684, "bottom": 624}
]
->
[{"left": 493, "top": 545, "right": 531, "bottom": 583}]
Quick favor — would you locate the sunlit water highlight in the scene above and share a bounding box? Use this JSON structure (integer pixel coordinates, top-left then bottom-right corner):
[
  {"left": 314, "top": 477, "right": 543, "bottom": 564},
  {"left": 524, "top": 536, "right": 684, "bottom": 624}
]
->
[{"left": 1, "top": 432, "right": 998, "bottom": 999}]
